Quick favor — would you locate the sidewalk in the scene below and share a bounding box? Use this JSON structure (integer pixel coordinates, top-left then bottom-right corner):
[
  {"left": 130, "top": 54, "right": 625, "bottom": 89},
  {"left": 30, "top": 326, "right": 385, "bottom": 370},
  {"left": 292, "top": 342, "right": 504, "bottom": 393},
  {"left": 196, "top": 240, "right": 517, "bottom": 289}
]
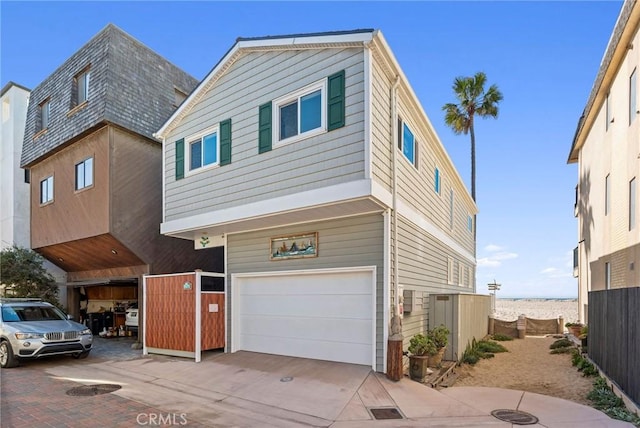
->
[{"left": 28, "top": 350, "right": 633, "bottom": 427}]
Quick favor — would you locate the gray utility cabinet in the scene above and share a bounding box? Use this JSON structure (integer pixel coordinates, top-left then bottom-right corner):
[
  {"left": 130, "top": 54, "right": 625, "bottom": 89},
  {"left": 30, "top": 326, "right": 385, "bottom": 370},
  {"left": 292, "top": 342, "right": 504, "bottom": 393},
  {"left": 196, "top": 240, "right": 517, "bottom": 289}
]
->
[{"left": 429, "top": 293, "right": 491, "bottom": 361}]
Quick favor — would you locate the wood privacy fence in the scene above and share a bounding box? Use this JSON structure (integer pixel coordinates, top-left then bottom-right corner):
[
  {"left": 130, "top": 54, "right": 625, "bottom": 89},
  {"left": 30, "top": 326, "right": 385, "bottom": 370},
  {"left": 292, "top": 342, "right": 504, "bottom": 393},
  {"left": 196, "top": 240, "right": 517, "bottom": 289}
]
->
[
  {"left": 588, "top": 288, "right": 640, "bottom": 406},
  {"left": 490, "top": 316, "right": 564, "bottom": 338}
]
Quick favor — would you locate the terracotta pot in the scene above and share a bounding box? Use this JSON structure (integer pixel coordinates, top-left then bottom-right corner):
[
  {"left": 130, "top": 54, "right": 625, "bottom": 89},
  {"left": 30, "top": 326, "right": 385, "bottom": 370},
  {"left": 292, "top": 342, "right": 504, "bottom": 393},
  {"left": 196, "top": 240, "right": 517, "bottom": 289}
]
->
[
  {"left": 569, "top": 326, "right": 582, "bottom": 337},
  {"left": 429, "top": 347, "right": 446, "bottom": 367},
  {"left": 409, "top": 355, "right": 430, "bottom": 382}
]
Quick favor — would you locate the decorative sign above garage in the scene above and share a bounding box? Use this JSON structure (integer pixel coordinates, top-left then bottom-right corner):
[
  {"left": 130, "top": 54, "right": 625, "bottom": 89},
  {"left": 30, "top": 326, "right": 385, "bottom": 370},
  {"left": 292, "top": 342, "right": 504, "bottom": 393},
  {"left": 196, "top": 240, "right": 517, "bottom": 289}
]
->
[
  {"left": 195, "top": 232, "right": 225, "bottom": 250},
  {"left": 270, "top": 232, "right": 318, "bottom": 260}
]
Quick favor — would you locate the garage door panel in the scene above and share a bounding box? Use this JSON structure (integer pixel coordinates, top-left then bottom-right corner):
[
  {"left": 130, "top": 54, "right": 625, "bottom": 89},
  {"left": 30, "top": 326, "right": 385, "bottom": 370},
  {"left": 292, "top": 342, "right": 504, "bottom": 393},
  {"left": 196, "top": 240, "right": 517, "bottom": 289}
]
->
[
  {"left": 240, "top": 274, "right": 371, "bottom": 295},
  {"left": 242, "top": 334, "right": 372, "bottom": 366},
  {"left": 239, "top": 316, "right": 373, "bottom": 344},
  {"left": 239, "top": 294, "right": 372, "bottom": 319},
  {"left": 233, "top": 268, "right": 375, "bottom": 367}
]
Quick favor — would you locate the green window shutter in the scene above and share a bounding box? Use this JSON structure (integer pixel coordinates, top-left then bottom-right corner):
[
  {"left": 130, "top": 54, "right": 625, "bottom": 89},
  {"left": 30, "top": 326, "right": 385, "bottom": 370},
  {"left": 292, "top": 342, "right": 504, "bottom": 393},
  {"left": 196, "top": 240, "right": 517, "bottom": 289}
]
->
[
  {"left": 327, "top": 70, "right": 346, "bottom": 131},
  {"left": 175, "top": 138, "right": 185, "bottom": 180},
  {"left": 258, "top": 102, "right": 272, "bottom": 153},
  {"left": 220, "top": 118, "right": 232, "bottom": 166}
]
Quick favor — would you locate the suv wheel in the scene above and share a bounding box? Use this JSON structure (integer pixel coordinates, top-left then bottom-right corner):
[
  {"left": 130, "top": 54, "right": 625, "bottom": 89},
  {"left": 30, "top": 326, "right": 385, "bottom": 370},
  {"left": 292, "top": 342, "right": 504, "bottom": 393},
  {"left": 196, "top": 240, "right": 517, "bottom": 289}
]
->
[
  {"left": 0, "top": 340, "right": 18, "bottom": 368},
  {"left": 73, "top": 350, "right": 90, "bottom": 359}
]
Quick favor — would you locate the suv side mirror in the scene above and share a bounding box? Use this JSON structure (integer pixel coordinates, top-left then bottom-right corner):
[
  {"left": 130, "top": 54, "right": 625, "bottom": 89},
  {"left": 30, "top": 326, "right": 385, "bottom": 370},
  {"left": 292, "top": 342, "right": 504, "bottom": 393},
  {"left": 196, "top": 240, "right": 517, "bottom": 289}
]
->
[{"left": 67, "top": 314, "right": 74, "bottom": 320}]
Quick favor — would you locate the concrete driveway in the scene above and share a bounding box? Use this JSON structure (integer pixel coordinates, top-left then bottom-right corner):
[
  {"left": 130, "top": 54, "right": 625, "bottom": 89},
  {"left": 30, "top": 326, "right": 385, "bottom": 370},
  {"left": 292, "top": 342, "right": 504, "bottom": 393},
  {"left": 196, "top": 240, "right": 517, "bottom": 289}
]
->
[{"left": 40, "top": 350, "right": 632, "bottom": 427}]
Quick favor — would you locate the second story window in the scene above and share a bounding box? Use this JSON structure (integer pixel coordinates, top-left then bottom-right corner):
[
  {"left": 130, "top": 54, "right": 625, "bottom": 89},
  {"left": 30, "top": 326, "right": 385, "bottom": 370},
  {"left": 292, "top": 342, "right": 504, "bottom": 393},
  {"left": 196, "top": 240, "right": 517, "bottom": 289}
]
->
[
  {"left": 275, "top": 81, "right": 324, "bottom": 144},
  {"left": 77, "top": 69, "right": 90, "bottom": 105},
  {"left": 188, "top": 129, "right": 218, "bottom": 172},
  {"left": 75, "top": 157, "right": 94, "bottom": 190},
  {"left": 402, "top": 123, "right": 416, "bottom": 166},
  {"left": 630, "top": 68, "right": 637, "bottom": 125},
  {"left": 40, "top": 176, "right": 54, "bottom": 204},
  {"left": 39, "top": 99, "right": 50, "bottom": 131},
  {"left": 434, "top": 167, "right": 441, "bottom": 195}
]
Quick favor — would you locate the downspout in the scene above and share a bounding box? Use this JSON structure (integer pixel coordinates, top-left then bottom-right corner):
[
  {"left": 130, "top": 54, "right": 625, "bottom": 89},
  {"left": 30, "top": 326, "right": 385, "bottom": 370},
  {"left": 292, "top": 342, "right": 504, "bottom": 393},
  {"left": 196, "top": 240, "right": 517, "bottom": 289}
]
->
[{"left": 391, "top": 76, "right": 401, "bottom": 321}]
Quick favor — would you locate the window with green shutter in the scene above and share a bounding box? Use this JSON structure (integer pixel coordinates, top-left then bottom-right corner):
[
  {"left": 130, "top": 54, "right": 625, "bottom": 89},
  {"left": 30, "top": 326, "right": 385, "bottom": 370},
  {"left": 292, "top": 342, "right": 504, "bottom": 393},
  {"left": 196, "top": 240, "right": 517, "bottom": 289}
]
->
[
  {"left": 258, "top": 102, "right": 272, "bottom": 153},
  {"left": 327, "top": 70, "right": 345, "bottom": 131},
  {"left": 175, "top": 138, "right": 184, "bottom": 180},
  {"left": 220, "top": 118, "right": 232, "bottom": 165}
]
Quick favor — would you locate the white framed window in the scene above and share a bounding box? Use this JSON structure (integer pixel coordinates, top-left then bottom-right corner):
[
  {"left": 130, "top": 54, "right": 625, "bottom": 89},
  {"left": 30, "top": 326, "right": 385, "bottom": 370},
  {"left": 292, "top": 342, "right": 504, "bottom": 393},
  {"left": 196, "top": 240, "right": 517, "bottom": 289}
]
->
[
  {"left": 449, "top": 188, "right": 455, "bottom": 230},
  {"left": 630, "top": 68, "right": 637, "bottom": 125},
  {"left": 75, "top": 157, "right": 94, "bottom": 190},
  {"left": 77, "top": 69, "right": 90, "bottom": 105},
  {"left": 186, "top": 126, "right": 219, "bottom": 174},
  {"left": 40, "top": 176, "right": 54, "bottom": 204},
  {"left": 605, "top": 174, "right": 611, "bottom": 216},
  {"left": 273, "top": 79, "right": 326, "bottom": 146},
  {"left": 605, "top": 262, "right": 611, "bottom": 289},
  {"left": 434, "top": 167, "right": 441, "bottom": 195},
  {"left": 447, "top": 256, "right": 454, "bottom": 285},
  {"left": 465, "top": 266, "right": 470, "bottom": 287},
  {"left": 401, "top": 123, "right": 416, "bottom": 166},
  {"left": 467, "top": 215, "right": 473, "bottom": 233},
  {"left": 458, "top": 263, "right": 464, "bottom": 286},
  {"left": 630, "top": 177, "right": 636, "bottom": 231}
]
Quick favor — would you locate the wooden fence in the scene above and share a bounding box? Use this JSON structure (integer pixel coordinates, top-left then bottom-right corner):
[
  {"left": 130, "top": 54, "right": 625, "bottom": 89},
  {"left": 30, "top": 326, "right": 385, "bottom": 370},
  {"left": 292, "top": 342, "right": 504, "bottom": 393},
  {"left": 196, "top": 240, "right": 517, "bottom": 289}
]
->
[
  {"left": 490, "top": 316, "right": 563, "bottom": 338},
  {"left": 588, "top": 288, "right": 640, "bottom": 406}
]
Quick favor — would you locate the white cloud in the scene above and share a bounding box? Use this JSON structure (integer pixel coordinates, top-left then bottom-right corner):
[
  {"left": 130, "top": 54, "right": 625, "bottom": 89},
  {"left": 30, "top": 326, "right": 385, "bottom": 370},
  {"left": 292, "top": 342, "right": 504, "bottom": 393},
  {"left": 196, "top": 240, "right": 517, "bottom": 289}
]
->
[
  {"left": 484, "top": 244, "right": 504, "bottom": 252},
  {"left": 540, "top": 267, "right": 571, "bottom": 279},
  {"left": 477, "top": 251, "right": 518, "bottom": 268}
]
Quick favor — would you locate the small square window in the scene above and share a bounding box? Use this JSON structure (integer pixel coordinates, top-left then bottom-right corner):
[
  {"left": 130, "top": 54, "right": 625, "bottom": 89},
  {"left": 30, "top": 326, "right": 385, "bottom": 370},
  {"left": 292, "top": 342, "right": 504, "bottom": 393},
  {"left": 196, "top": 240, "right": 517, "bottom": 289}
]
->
[
  {"left": 75, "top": 157, "right": 94, "bottom": 190},
  {"left": 187, "top": 130, "right": 218, "bottom": 172},
  {"left": 77, "top": 70, "right": 90, "bottom": 105},
  {"left": 274, "top": 81, "right": 325, "bottom": 146},
  {"left": 40, "top": 176, "right": 54, "bottom": 204}
]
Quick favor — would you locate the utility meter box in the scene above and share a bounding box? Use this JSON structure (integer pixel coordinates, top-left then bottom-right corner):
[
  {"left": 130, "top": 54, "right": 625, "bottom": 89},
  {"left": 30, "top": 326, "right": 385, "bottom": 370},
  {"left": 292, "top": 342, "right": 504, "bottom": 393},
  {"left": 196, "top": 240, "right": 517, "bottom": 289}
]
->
[{"left": 403, "top": 289, "right": 416, "bottom": 313}]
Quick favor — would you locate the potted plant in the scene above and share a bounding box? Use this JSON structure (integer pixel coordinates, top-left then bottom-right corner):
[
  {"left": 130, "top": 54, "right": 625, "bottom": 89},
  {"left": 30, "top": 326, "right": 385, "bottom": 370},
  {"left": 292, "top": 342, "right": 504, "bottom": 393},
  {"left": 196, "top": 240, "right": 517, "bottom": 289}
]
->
[
  {"left": 408, "top": 333, "right": 436, "bottom": 382},
  {"left": 565, "top": 322, "right": 583, "bottom": 337},
  {"left": 428, "top": 325, "right": 450, "bottom": 367}
]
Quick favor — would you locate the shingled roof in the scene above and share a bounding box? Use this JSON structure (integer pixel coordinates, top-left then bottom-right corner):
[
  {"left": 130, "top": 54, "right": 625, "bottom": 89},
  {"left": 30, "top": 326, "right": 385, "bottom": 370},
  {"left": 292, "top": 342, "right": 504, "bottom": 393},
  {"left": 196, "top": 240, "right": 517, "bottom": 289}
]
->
[{"left": 21, "top": 23, "right": 198, "bottom": 167}]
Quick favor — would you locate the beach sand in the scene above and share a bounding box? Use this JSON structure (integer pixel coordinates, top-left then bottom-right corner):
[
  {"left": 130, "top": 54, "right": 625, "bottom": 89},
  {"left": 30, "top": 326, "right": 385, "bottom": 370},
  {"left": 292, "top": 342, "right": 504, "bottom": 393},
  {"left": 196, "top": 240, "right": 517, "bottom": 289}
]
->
[
  {"left": 495, "top": 299, "right": 579, "bottom": 324},
  {"left": 453, "top": 335, "right": 594, "bottom": 406}
]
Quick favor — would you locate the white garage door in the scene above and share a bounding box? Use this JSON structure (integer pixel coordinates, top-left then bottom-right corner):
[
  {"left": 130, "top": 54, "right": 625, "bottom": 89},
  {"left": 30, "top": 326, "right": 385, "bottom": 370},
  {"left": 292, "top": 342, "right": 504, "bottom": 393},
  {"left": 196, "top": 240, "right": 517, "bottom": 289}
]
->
[{"left": 232, "top": 267, "right": 375, "bottom": 367}]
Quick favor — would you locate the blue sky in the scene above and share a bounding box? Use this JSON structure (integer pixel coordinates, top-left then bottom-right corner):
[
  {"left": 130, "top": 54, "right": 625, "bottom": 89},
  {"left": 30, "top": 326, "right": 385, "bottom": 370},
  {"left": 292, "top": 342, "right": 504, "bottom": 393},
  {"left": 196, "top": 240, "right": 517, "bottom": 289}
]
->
[{"left": 1, "top": 1, "right": 623, "bottom": 298}]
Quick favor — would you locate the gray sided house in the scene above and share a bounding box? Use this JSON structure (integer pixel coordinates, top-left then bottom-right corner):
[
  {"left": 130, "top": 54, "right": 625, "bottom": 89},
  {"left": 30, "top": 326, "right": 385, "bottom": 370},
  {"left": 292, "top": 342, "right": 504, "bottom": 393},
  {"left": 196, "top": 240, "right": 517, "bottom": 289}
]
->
[
  {"left": 20, "top": 24, "right": 221, "bottom": 330},
  {"left": 155, "top": 30, "right": 478, "bottom": 372}
]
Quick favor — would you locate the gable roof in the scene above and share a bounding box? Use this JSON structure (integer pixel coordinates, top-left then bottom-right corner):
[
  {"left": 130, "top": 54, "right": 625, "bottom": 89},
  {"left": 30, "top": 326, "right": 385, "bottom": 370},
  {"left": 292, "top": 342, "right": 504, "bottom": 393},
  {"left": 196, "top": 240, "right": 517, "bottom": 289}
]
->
[
  {"left": 154, "top": 29, "right": 375, "bottom": 139},
  {"left": 567, "top": 0, "right": 639, "bottom": 163}
]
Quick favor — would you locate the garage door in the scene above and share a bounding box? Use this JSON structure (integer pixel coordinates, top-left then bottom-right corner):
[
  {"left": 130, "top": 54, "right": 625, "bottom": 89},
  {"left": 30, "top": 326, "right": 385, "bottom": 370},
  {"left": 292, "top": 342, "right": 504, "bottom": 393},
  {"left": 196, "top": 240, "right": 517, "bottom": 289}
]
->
[{"left": 232, "top": 267, "right": 375, "bottom": 367}]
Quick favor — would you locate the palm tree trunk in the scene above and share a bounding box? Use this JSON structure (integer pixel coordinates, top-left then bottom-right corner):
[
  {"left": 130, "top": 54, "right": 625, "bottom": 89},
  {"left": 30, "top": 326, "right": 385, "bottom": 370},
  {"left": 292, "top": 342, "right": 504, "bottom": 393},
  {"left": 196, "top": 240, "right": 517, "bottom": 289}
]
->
[{"left": 470, "top": 123, "right": 476, "bottom": 202}]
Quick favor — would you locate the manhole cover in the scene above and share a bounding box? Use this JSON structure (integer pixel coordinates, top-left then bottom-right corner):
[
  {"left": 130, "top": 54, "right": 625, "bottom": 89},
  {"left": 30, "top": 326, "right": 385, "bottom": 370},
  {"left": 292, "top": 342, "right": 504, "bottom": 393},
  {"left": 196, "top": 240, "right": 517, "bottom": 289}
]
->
[
  {"left": 491, "top": 409, "right": 539, "bottom": 425},
  {"left": 66, "top": 384, "right": 122, "bottom": 396},
  {"left": 369, "top": 407, "right": 403, "bottom": 420}
]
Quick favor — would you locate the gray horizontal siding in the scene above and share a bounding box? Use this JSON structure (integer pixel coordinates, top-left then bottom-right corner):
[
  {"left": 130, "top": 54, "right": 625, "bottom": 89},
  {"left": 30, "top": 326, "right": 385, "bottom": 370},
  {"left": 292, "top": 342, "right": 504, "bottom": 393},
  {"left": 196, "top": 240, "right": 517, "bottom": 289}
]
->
[
  {"left": 370, "top": 58, "right": 392, "bottom": 192},
  {"left": 165, "top": 48, "right": 366, "bottom": 221},
  {"left": 227, "top": 214, "right": 385, "bottom": 371}
]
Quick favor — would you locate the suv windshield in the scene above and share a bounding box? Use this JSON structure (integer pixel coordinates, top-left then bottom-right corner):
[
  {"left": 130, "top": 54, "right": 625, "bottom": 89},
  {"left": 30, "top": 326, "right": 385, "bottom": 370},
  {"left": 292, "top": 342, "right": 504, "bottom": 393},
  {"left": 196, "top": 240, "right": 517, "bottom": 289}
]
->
[{"left": 1, "top": 306, "right": 66, "bottom": 322}]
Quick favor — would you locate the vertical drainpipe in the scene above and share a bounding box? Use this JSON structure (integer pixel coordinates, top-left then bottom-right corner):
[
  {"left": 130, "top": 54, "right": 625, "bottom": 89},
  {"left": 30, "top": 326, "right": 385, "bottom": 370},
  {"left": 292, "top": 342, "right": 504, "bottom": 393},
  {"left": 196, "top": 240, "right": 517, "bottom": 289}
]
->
[{"left": 387, "top": 75, "right": 403, "bottom": 381}]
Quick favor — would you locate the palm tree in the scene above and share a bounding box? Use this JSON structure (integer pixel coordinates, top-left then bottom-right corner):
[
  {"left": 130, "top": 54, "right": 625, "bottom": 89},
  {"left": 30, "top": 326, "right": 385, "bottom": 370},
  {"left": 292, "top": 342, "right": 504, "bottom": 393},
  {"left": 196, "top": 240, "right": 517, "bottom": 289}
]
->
[{"left": 442, "top": 72, "right": 503, "bottom": 202}]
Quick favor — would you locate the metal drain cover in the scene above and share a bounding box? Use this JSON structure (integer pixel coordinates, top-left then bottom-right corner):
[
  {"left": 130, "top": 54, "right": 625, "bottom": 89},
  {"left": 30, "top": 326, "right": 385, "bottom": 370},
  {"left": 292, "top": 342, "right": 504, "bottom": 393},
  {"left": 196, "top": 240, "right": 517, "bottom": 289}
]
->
[
  {"left": 491, "top": 409, "right": 539, "bottom": 425},
  {"left": 66, "top": 384, "right": 122, "bottom": 396},
  {"left": 369, "top": 407, "right": 403, "bottom": 420}
]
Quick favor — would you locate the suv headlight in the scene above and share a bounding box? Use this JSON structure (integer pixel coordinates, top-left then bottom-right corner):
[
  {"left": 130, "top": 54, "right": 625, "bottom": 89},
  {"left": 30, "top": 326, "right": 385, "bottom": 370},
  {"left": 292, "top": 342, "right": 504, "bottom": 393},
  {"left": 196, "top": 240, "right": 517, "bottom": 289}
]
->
[
  {"left": 15, "top": 332, "right": 45, "bottom": 340},
  {"left": 80, "top": 328, "right": 92, "bottom": 336}
]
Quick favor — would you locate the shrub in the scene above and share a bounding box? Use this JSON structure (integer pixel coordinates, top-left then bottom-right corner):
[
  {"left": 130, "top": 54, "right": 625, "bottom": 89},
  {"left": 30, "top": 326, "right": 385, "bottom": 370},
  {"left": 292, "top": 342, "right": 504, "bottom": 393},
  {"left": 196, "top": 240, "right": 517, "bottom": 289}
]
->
[
  {"left": 460, "top": 338, "right": 506, "bottom": 365},
  {"left": 587, "top": 377, "right": 640, "bottom": 426},
  {"left": 490, "top": 333, "right": 513, "bottom": 341},
  {"left": 550, "top": 347, "right": 573, "bottom": 354},
  {"left": 550, "top": 338, "right": 573, "bottom": 349},
  {"left": 428, "top": 325, "right": 450, "bottom": 349},
  {"left": 476, "top": 340, "right": 507, "bottom": 354},
  {"left": 408, "top": 333, "right": 437, "bottom": 356}
]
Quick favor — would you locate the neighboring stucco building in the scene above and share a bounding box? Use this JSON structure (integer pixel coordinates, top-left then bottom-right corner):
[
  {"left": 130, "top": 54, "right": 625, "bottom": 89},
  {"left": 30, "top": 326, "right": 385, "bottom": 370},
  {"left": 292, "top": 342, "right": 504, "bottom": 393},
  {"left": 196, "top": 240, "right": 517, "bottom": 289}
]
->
[
  {"left": 568, "top": 0, "right": 640, "bottom": 323},
  {"left": 1, "top": 82, "right": 67, "bottom": 294},
  {"left": 20, "top": 24, "right": 222, "bottom": 330},
  {"left": 155, "top": 30, "right": 478, "bottom": 372}
]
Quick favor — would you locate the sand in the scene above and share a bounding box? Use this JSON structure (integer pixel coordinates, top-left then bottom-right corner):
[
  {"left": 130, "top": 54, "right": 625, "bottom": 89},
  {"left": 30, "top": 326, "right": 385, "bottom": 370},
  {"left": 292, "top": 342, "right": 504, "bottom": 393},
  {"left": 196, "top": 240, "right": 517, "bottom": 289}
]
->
[
  {"left": 495, "top": 299, "right": 579, "bottom": 325},
  {"left": 453, "top": 336, "right": 594, "bottom": 406}
]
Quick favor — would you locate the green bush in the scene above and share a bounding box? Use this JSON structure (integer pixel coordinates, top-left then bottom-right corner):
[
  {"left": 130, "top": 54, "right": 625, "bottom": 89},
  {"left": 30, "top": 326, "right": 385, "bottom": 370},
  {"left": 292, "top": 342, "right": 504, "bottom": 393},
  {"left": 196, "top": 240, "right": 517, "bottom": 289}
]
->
[
  {"left": 490, "top": 333, "right": 514, "bottom": 341},
  {"left": 587, "top": 377, "right": 640, "bottom": 426},
  {"left": 550, "top": 338, "right": 573, "bottom": 349},
  {"left": 428, "top": 325, "right": 450, "bottom": 349},
  {"left": 549, "top": 347, "right": 573, "bottom": 354},
  {"left": 460, "top": 338, "right": 507, "bottom": 365},
  {"left": 408, "top": 333, "right": 437, "bottom": 356},
  {"left": 476, "top": 340, "right": 508, "bottom": 354}
]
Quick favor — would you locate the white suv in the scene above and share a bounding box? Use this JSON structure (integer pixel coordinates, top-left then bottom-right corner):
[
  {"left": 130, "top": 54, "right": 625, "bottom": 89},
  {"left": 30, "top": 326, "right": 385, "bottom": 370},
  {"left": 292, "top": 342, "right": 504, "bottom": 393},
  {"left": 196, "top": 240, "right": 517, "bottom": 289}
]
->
[{"left": 0, "top": 298, "right": 93, "bottom": 368}]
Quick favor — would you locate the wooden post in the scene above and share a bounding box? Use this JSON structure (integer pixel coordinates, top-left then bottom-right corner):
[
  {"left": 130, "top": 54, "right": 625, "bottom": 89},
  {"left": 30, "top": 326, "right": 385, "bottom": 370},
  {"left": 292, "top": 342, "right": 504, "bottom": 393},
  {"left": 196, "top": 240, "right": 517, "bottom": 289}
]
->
[
  {"left": 386, "top": 314, "right": 403, "bottom": 381},
  {"left": 558, "top": 315, "right": 564, "bottom": 334},
  {"left": 489, "top": 315, "right": 495, "bottom": 335}
]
